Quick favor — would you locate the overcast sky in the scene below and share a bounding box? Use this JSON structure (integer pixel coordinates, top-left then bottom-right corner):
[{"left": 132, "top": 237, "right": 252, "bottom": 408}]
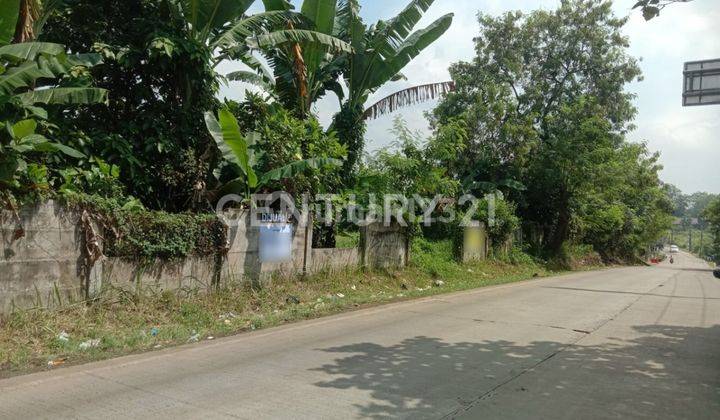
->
[{"left": 218, "top": 0, "right": 720, "bottom": 194}]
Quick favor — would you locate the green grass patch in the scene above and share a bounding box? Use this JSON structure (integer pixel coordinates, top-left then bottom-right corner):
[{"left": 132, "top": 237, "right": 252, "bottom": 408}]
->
[
  {"left": 335, "top": 231, "right": 360, "bottom": 248},
  {"left": 1, "top": 240, "right": 561, "bottom": 378}
]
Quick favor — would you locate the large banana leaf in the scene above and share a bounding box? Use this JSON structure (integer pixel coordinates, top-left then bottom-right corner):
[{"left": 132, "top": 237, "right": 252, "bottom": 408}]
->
[
  {"left": 36, "top": 53, "right": 83, "bottom": 76},
  {"left": 258, "top": 157, "right": 342, "bottom": 187},
  {"left": 335, "top": 0, "right": 365, "bottom": 55},
  {"left": 180, "top": 0, "right": 255, "bottom": 42},
  {"left": 301, "top": 0, "right": 336, "bottom": 33},
  {"left": 215, "top": 177, "right": 249, "bottom": 197},
  {"left": 211, "top": 11, "right": 294, "bottom": 49},
  {"left": 337, "top": 0, "right": 366, "bottom": 101},
  {"left": 205, "top": 109, "right": 258, "bottom": 189},
  {"left": 300, "top": 0, "right": 337, "bottom": 73},
  {"left": 368, "top": 14, "right": 453, "bottom": 90},
  {"left": 226, "top": 70, "right": 275, "bottom": 92},
  {"left": 0, "top": 42, "right": 65, "bottom": 61},
  {"left": 0, "top": 0, "right": 20, "bottom": 45},
  {"left": 15, "top": 87, "right": 109, "bottom": 106},
  {"left": 363, "top": 81, "right": 454, "bottom": 120},
  {"left": 373, "top": 0, "right": 436, "bottom": 57},
  {"left": 249, "top": 29, "right": 353, "bottom": 53},
  {"left": 261, "top": 0, "right": 293, "bottom": 11},
  {"left": 240, "top": 52, "right": 275, "bottom": 83},
  {"left": 0, "top": 61, "right": 54, "bottom": 95}
]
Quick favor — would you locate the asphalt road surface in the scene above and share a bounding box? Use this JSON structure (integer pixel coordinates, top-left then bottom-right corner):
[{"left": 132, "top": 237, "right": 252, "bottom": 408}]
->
[{"left": 1, "top": 252, "right": 719, "bottom": 419}]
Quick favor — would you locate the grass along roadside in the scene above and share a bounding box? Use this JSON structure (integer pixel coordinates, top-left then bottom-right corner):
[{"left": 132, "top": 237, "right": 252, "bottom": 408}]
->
[{"left": 1, "top": 239, "right": 565, "bottom": 378}]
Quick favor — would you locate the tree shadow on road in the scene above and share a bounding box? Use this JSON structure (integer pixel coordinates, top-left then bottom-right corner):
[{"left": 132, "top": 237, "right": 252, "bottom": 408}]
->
[{"left": 310, "top": 325, "right": 720, "bottom": 419}]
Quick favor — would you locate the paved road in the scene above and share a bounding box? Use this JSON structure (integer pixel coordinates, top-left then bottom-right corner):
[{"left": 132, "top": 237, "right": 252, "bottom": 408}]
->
[{"left": 1, "top": 253, "right": 719, "bottom": 419}]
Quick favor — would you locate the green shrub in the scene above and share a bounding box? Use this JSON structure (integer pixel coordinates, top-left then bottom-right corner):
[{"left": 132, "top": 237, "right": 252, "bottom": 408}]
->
[
  {"left": 550, "top": 242, "right": 602, "bottom": 270},
  {"left": 500, "top": 246, "right": 537, "bottom": 265},
  {"left": 64, "top": 193, "right": 227, "bottom": 260},
  {"left": 411, "top": 237, "right": 463, "bottom": 278},
  {"left": 108, "top": 212, "right": 226, "bottom": 260}
]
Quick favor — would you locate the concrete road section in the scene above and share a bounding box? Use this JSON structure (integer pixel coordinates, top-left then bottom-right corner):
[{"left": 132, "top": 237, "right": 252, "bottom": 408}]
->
[{"left": 1, "top": 252, "right": 718, "bottom": 419}]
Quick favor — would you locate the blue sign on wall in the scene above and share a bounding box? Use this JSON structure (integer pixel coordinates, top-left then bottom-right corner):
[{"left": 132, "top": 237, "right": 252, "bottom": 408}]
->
[{"left": 259, "top": 223, "right": 293, "bottom": 263}]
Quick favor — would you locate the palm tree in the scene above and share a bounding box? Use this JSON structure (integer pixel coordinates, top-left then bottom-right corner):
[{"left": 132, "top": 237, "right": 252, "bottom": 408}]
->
[{"left": 332, "top": 0, "right": 453, "bottom": 179}]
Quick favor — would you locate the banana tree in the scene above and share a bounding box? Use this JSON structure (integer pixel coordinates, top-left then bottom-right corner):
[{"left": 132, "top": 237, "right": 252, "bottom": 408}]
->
[
  {"left": 167, "top": 0, "right": 351, "bottom": 112},
  {"left": 0, "top": 42, "right": 108, "bottom": 117},
  {"left": 173, "top": 0, "right": 289, "bottom": 58},
  {"left": 204, "top": 107, "right": 342, "bottom": 200},
  {"left": 0, "top": 0, "right": 65, "bottom": 44},
  {"left": 0, "top": 2, "right": 107, "bottom": 111},
  {"left": 228, "top": 0, "right": 353, "bottom": 119},
  {"left": 0, "top": 41, "right": 108, "bottom": 188},
  {"left": 332, "top": 0, "right": 453, "bottom": 179}
]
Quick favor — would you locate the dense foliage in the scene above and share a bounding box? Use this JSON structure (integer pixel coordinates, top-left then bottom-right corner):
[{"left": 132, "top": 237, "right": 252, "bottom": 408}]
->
[
  {"left": 0, "top": 4, "right": 107, "bottom": 205},
  {"left": 663, "top": 186, "right": 717, "bottom": 260},
  {"left": 225, "top": 94, "right": 346, "bottom": 198},
  {"left": 703, "top": 198, "right": 720, "bottom": 263},
  {"left": 64, "top": 193, "right": 227, "bottom": 260},
  {"left": 430, "top": 0, "right": 672, "bottom": 260},
  {"left": 205, "top": 98, "right": 343, "bottom": 201},
  {"left": 40, "top": 0, "right": 220, "bottom": 211},
  {"left": 232, "top": 0, "right": 454, "bottom": 181},
  {"left": 3, "top": 0, "right": 680, "bottom": 264}
]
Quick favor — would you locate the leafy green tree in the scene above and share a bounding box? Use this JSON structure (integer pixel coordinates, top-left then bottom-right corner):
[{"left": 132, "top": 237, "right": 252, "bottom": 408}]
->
[
  {"left": 225, "top": 93, "right": 347, "bottom": 197},
  {"left": 686, "top": 192, "right": 717, "bottom": 220},
  {"left": 330, "top": 0, "right": 453, "bottom": 180},
  {"left": 358, "top": 117, "right": 459, "bottom": 197},
  {"left": 41, "top": 0, "right": 222, "bottom": 210},
  {"left": 204, "top": 106, "right": 341, "bottom": 201},
  {"left": 664, "top": 183, "right": 688, "bottom": 218},
  {"left": 703, "top": 198, "right": 720, "bottom": 262},
  {"left": 432, "top": 0, "right": 662, "bottom": 256}
]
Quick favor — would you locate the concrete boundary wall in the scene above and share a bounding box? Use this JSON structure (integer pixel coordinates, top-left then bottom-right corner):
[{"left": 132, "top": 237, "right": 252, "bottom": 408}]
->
[
  {"left": 361, "top": 222, "right": 410, "bottom": 269},
  {"left": 0, "top": 201, "right": 408, "bottom": 313},
  {"left": 308, "top": 248, "right": 361, "bottom": 275},
  {"left": 0, "top": 201, "right": 100, "bottom": 313}
]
